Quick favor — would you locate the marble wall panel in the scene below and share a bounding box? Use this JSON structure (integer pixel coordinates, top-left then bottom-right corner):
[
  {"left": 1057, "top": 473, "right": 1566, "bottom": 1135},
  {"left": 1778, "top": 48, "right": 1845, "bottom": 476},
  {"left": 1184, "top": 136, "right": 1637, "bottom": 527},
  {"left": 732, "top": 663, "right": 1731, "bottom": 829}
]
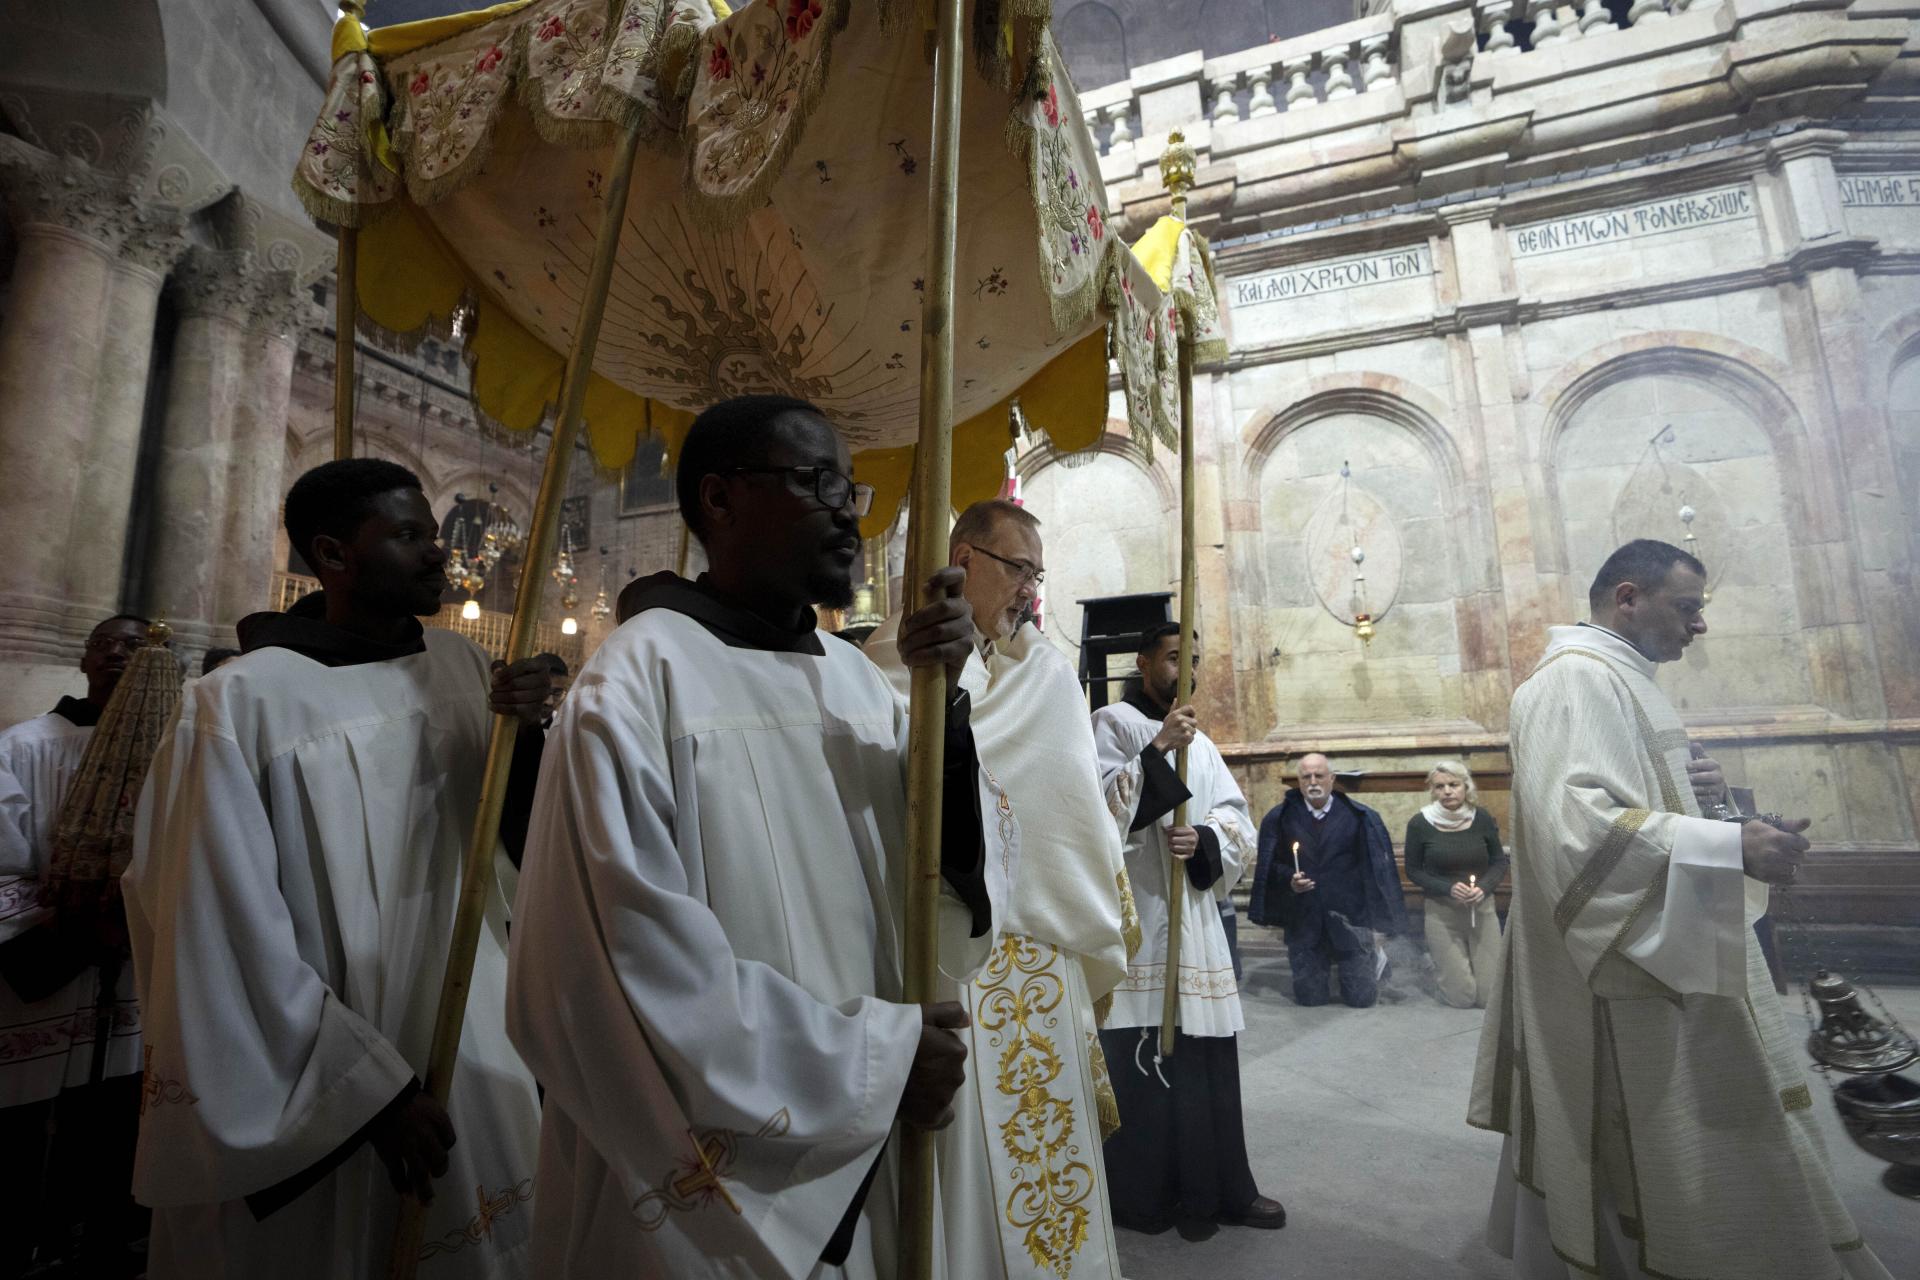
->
[{"left": 1018, "top": 447, "right": 1177, "bottom": 662}]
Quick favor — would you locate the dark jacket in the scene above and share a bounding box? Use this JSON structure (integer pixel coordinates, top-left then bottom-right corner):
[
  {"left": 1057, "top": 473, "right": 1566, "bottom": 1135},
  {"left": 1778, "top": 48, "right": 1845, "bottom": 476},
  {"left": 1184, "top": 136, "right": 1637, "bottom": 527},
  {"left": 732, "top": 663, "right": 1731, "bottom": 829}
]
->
[{"left": 1247, "top": 789, "right": 1407, "bottom": 949}]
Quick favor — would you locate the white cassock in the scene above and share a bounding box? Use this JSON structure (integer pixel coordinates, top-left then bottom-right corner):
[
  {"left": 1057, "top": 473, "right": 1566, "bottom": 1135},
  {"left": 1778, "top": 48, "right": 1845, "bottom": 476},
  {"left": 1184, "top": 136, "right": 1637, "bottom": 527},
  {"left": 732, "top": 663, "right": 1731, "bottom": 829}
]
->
[
  {"left": 505, "top": 592, "right": 1013, "bottom": 1279},
  {"left": 0, "top": 706, "right": 140, "bottom": 1105},
  {"left": 126, "top": 632, "right": 541, "bottom": 1280},
  {"left": 866, "top": 615, "right": 1134, "bottom": 1280},
  {"left": 1469, "top": 624, "right": 1892, "bottom": 1280},
  {"left": 1090, "top": 699, "right": 1254, "bottom": 1039}
]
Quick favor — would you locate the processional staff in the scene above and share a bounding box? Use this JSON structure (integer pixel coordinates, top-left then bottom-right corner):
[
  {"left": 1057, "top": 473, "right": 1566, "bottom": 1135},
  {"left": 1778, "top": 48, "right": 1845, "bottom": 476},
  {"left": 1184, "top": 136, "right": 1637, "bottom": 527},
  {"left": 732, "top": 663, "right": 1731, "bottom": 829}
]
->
[
  {"left": 896, "top": 1, "right": 966, "bottom": 1275},
  {"left": 1160, "top": 132, "right": 1200, "bottom": 1061}
]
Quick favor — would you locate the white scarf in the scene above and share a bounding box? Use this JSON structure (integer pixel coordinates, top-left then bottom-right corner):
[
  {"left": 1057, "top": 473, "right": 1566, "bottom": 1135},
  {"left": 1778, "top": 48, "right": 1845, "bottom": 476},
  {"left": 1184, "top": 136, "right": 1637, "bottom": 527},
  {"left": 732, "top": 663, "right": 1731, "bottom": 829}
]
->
[{"left": 1421, "top": 799, "right": 1477, "bottom": 832}]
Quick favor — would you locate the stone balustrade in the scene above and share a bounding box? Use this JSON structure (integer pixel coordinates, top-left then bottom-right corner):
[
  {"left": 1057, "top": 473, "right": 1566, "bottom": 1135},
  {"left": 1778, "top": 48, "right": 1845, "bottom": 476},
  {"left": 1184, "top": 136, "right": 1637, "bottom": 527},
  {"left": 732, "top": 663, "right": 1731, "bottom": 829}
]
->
[{"left": 1072, "top": 0, "right": 1905, "bottom": 235}]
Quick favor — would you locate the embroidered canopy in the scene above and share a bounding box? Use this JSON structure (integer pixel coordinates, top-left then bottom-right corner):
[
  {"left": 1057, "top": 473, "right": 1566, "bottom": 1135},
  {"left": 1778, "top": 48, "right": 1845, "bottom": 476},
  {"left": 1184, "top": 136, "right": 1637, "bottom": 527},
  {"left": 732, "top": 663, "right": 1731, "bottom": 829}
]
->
[{"left": 295, "top": 0, "right": 1205, "bottom": 533}]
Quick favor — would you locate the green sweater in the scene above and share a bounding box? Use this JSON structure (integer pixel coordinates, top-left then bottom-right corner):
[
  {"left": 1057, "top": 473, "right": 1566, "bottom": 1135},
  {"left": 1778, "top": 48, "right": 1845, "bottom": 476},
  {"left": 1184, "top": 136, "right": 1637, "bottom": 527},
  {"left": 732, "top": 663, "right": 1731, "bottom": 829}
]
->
[{"left": 1403, "top": 809, "right": 1508, "bottom": 899}]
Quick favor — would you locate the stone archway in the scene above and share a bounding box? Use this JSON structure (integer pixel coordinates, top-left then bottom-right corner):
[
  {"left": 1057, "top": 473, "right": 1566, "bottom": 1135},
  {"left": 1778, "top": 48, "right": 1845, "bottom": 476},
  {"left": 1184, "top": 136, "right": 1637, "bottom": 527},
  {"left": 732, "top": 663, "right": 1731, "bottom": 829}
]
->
[
  {"left": 1015, "top": 427, "right": 1175, "bottom": 660},
  {"left": 1240, "top": 383, "right": 1493, "bottom": 735},
  {"left": 1541, "top": 343, "right": 1818, "bottom": 716}
]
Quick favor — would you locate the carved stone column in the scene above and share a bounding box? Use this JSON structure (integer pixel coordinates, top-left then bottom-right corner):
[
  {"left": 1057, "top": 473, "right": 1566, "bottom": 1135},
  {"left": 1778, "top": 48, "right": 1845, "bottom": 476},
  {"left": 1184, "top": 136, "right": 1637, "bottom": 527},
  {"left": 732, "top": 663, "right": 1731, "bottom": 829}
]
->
[
  {"left": 213, "top": 277, "right": 307, "bottom": 639},
  {"left": 0, "top": 139, "right": 184, "bottom": 686},
  {"left": 140, "top": 247, "right": 260, "bottom": 656}
]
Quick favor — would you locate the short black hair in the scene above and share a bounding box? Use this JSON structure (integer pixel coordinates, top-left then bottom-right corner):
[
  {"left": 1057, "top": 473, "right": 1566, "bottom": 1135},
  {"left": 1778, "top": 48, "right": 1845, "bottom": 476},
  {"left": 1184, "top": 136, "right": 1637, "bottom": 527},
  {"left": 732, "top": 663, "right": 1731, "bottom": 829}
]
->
[
  {"left": 1588, "top": 539, "right": 1706, "bottom": 612},
  {"left": 675, "top": 395, "right": 826, "bottom": 540},
  {"left": 1138, "top": 621, "right": 1196, "bottom": 657},
  {"left": 92, "top": 613, "right": 152, "bottom": 636},
  {"left": 284, "top": 458, "right": 425, "bottom": 572},
  {"left": 200, "top": 647, "right": 240, "bottom": 676},
  {"left": 535, "top": 652, "right": 569, "bottom": 677}
]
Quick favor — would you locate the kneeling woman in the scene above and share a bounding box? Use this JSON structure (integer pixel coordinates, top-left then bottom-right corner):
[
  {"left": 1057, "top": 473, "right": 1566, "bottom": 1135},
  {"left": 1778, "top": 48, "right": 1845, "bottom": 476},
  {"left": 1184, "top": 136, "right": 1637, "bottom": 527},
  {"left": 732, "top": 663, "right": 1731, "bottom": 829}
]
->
[{"left": 1403, "top": 761, "right": 1506, "bottom": 1008}]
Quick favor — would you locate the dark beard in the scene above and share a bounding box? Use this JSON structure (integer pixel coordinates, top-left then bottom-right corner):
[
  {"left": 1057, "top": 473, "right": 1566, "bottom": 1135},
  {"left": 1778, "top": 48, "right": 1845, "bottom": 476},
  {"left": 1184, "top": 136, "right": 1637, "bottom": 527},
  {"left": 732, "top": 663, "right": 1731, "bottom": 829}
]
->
[{"left": 807, "top": 567, "right": 856, "bottom": 610}]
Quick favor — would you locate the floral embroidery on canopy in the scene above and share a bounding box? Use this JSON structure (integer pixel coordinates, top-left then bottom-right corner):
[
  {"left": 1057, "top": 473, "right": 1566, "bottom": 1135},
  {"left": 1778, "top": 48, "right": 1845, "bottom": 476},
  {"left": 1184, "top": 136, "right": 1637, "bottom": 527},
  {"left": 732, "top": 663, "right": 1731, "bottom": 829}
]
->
[
  {"left": 289, "top": 0, "right": 1206, "bottom": 525},
  {"left": 684, "top": 0, "right": 838, "bottom": 216},
  {"left": 293, "top": 33, "right": 399, "bottom": 225}
]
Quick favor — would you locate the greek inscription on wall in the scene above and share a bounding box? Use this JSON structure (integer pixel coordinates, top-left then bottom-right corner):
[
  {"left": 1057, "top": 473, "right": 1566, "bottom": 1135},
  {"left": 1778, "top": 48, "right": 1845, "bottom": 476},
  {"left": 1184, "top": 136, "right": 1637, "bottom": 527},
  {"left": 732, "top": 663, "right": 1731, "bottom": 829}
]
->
[
  {"left": 1509, "top": 185, "right": 1754, "bottom": 259},
  {"left": 1228, "top": 245, "right": 1433, "bottom": 309},
  {"left": 1837, "top": 174, "right": 1920, "bottom": 207}
]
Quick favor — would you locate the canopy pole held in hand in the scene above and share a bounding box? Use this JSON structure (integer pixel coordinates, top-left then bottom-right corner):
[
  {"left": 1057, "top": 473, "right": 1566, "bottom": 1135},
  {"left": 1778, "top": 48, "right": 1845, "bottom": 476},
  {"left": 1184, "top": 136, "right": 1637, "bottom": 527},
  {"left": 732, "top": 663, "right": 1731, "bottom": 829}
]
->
[{"left": 385, "top": 123, "right": 644, "bottom": 1280}]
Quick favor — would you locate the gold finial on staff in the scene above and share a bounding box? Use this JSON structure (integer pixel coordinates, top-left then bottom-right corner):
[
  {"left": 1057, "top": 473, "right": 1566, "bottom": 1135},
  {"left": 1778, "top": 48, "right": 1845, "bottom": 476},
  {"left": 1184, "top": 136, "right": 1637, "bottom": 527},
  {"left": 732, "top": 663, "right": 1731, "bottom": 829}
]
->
[{"left": 1160, "top": 129, "right": 1196, "bottom": 221}]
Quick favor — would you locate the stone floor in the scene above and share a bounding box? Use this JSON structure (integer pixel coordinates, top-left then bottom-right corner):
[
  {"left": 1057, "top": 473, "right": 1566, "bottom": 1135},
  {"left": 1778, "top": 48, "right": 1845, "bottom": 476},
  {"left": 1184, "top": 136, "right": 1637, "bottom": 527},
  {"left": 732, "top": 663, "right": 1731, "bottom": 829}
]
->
[{"left": 1113, "top": 948, "right": 1920, "bottom": 1279}]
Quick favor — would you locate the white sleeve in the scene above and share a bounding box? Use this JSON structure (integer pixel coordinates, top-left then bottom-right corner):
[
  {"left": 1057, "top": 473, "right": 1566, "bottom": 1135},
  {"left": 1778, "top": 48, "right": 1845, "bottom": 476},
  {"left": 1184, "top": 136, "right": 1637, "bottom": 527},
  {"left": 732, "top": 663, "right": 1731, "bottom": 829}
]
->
[
  {"left": 1618, "top": 818, "right": 1748, "bottom": 998},
  {"left": 1201, "top": 745, "right": 1256, "bottom": 900},
  {"left": 125, "top": 723, "right": 415, "bottom": 1205},
  {"left": 0, "top": 743, "right": 47, "bottom": 943}
]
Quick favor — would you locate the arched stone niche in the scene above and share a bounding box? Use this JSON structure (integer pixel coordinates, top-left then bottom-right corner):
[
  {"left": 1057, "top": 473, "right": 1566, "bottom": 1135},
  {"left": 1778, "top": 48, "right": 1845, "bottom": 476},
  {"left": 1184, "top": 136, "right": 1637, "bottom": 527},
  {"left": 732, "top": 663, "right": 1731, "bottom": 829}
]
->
[
  {"left": 1245, "top": 389, "right": 1478, "bottom": 733},
  {"left": 1015, "top": 430, "right": 1174, "bottom": 660},
  {"left": 1545, "top": 349, "right": 1808, "bottom": 713}
]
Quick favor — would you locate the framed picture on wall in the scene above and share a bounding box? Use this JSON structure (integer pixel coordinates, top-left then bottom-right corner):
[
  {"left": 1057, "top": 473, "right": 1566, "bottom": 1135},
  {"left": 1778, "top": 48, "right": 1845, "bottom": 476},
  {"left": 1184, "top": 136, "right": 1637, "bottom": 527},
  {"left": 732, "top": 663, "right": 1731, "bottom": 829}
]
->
[{"left": 619, "top": 436, "right": 675, "bottom": 516}]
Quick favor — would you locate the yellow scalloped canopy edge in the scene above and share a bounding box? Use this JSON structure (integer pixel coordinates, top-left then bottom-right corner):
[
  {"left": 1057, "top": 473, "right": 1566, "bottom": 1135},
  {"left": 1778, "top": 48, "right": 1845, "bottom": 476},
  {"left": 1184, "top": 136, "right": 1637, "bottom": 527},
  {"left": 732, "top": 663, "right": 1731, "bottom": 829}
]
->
[{"left": 356, "top": 205, "right": 1105, "bottom": 538}]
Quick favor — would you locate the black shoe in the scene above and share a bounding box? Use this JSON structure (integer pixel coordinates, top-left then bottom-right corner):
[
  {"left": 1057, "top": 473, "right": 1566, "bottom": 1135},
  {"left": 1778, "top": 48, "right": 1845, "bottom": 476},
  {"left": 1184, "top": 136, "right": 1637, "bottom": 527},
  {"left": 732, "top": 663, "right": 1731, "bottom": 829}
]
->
[
  {"left": 1217, "top": 1195, "right": 1287, "bottom": 1229},
  {"left": 1175, "top": 1217, "right": 1219, "bottom": 1242}
]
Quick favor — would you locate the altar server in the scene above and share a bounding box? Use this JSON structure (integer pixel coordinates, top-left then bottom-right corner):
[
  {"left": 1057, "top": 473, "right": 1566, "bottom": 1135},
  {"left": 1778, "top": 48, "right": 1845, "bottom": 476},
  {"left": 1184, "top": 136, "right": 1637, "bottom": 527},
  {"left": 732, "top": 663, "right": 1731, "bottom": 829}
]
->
[
  {"left": 866, "top": 498, "right": 1134, "bottom": 1279},
  {"left": 1470, "top": 539, "right": 1893, "bottom": 1280},
  {"left": 0, "top": 613, "right": 150, "bottom": 1273},
  {"left": 506, "top": 396, "right": 1006, "bottom": 1278},
  {"left": 1090, "top": 623, "right": 1284, "bottom": 1236},
  {"left": 127, "top": 459, "right": 551, "bottom": 1278}
]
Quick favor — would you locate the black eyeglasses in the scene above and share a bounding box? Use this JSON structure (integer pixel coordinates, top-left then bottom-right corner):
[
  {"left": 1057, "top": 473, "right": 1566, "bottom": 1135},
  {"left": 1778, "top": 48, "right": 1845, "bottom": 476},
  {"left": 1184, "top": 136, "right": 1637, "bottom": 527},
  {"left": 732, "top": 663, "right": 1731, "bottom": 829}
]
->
[
  {"left": 970, "top": 544, "right": 1045, "bottom": 587},
  {"left": 727, "top": 467, "right": 875, "bottom": 518}
]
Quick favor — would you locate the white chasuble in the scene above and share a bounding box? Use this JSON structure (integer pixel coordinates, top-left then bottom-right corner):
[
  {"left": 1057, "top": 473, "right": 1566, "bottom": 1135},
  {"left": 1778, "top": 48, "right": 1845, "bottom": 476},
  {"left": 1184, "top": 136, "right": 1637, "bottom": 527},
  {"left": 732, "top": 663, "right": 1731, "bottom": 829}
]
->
[
  {"left": 506, "top": 606, "right": 1012, "bottom": 1280},
  {"left": 866, "top": 616, "right": 1130, "bottom": 1280},
  {"left": 1090, "top": 701, "right": 1252, "bottom": 1039},
  {"left": 126, "top": 632, "right": 541, "bottom": 1279},
  {"left": 0, "top": 711, "right": 141, "bottom": 1104},
  {"left": 1469, "top": 625, "right": 1891, "bottom": 1280}
]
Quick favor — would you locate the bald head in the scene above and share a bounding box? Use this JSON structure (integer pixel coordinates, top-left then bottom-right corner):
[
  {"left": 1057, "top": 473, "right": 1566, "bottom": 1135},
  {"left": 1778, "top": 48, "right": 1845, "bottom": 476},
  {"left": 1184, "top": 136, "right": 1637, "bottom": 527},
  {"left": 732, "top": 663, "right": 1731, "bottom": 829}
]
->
[{"left": 1297, "top": 754, "right": 1335, "bottom": 807}]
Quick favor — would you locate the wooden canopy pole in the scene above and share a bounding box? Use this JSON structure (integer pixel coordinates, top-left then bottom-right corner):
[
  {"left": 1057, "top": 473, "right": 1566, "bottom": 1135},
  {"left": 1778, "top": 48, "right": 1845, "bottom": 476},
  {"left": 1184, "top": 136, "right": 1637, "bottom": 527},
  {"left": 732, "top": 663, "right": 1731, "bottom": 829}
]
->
[
  {"left": 897, "top": 0, "right": 964, "bottom": 1275},
  {"left": 333, "top": 227, "right": 358, "bottom": 460},
  {"left": 1158, "top": 134, "right": 1199, "bottom": 1060},
  {"left": 1160, "top": 336, "right": 1197, "bottom": 1059},
  {"left": 385, "top": 123, "right": 643, "bottom": 1279}
]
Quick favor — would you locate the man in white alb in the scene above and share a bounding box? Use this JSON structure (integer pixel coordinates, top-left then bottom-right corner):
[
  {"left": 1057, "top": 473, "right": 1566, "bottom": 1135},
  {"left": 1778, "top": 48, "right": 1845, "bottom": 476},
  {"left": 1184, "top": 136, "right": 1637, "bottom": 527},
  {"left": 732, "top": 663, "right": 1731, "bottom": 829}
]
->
[
  {"left": 128, "top": 458, "right": 551, "bottom": 1279},
  {"left": 866, "top": 498, "right": 1135, "bottom": 1280},
  {"left": 1470, "top": 538, "right": 1892, "bottom": 1280},
  {"left": 1091, "top": 623, "right": 1284, "bottom": 1237},
  {"left": 0, "top": 613, "right": 151, "bottom": 1272},
  {"left": 507, "top": 396, "right": 1008, "bottom": 1279}
]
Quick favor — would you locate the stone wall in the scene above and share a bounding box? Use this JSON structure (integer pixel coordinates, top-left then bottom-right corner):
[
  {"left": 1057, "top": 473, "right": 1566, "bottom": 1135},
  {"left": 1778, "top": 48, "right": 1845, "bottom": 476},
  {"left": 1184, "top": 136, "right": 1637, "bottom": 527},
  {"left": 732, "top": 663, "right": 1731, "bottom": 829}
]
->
[{"left": 1018, "top": 0, "right": 1920, "bottom": 952}]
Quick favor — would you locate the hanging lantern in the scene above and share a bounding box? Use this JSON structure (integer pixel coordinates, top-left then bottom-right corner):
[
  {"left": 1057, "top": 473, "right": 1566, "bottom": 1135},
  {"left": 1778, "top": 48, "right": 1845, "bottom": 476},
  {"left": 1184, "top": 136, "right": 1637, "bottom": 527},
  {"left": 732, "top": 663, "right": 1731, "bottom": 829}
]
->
[
  {"left": 461, "top": 598, "right": 482, "bottom": 621},
  {"left": 1344, "top": 464, "right": 1375, "bottom": 649},
  {"left": 590, "top": 547, "right": 614, "bottom": 621},
  {"left": 560, "top": 616, "right": 579, "bottom": 636},
  {"left": 1679, "top": 501, "right": 1711, "bottom": 605}
]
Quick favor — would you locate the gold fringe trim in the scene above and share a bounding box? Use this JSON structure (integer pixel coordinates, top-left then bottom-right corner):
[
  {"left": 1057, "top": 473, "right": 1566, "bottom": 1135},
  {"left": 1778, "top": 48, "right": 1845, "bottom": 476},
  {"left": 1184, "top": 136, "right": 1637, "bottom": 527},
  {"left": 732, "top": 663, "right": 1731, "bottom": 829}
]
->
[
  {"left": 1089, "top": 1036, "right": 1121, "bottom": 1143},
  {"left": 290, "top": 176, "right": 403, "bottom": 232}
]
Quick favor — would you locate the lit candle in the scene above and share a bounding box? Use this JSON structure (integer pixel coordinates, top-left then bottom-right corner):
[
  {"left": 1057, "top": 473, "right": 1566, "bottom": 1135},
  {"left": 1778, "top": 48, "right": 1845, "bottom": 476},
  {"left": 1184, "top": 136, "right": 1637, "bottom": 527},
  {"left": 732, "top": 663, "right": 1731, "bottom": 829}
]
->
[
  {"left": 1469, "top": 873, "right": 1478, "bottom": 893},
  {"left": 1292, "top": 841, "right": 1301, "bottom": 875}
]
